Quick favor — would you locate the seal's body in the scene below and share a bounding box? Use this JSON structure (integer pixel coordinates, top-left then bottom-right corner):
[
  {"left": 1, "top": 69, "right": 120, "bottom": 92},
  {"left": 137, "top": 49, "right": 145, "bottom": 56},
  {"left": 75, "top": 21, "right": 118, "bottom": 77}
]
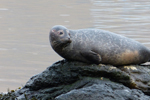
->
[{"left": 49, "top": 25, "right": 150, "bottom": 66}]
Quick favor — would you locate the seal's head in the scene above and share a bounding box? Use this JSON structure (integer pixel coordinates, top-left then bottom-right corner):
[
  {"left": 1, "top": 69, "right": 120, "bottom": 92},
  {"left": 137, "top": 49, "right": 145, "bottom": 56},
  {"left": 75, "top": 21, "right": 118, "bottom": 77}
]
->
[{"left": 49, "top": 25, "right": 71, "bottom": 50}]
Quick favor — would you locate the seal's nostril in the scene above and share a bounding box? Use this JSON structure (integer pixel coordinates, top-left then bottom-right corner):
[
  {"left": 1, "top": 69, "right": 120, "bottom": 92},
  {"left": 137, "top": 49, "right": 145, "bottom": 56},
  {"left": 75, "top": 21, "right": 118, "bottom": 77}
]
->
[
  {"left": 68, "top": 38, "right": 72, "bottom": 43},
  {"left": 67, "top": 36, "right": 70, "bottom": 40}
]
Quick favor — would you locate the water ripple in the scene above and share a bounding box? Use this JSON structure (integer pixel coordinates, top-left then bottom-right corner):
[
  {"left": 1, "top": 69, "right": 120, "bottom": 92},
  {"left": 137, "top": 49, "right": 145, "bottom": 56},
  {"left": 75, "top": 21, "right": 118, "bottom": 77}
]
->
[{"left": 0, "top": 8, "right": 8, "bottom": 11}]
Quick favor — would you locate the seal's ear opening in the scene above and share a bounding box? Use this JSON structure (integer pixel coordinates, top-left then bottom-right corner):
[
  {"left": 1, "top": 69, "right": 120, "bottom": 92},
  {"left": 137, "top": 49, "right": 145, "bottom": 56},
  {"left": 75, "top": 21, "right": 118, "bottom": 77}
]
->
[{"left": 51, "top": 29, "right": 55, "bottom": 32}]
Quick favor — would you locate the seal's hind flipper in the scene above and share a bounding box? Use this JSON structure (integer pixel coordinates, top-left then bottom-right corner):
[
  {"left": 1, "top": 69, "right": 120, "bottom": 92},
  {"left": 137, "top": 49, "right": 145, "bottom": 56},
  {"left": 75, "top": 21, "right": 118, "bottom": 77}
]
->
[{"left": 80, "top": 50, "right": 101, "bottom": 64}]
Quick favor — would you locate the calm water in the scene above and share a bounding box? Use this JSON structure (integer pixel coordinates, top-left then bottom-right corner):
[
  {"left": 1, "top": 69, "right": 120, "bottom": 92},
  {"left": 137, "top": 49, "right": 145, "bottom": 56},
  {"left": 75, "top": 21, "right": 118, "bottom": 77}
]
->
[{"left": 0, "top": 0, "right": 150, "bottom": 92}]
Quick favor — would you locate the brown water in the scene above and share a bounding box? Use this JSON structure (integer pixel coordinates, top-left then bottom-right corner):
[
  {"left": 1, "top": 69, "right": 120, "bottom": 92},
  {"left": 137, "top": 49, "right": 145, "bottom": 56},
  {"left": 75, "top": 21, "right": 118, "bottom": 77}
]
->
[{"left": 0, "top": 0, "right": 150, "bottom": 92}]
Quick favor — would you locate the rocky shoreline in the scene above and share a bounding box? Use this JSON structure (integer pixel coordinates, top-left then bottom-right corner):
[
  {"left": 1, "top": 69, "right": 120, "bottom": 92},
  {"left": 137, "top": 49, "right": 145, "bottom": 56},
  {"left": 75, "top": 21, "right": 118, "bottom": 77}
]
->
[{"left": 1, "top": 60, "right": 150, "bottom": 100}]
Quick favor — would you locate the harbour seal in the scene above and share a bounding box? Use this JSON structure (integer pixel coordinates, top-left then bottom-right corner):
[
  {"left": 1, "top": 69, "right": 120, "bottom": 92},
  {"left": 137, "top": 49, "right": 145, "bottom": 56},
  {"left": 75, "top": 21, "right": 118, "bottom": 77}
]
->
[{"left": 49, "top": 25, "right": 150, "bottom": 66}]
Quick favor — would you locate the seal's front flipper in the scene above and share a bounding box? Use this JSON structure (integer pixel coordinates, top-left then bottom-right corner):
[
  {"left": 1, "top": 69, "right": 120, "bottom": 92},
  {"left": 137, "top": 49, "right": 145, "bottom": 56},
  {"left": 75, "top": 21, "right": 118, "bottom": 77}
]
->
[{"left": 80, "top": 50, "right": 101, "bottom": 64}]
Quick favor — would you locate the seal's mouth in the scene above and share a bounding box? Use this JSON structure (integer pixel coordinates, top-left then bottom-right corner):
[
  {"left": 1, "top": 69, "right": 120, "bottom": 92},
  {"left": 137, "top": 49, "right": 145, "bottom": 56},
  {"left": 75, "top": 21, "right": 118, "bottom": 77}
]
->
[
  {"left": 68, "top": 38, "right": 72, "bottom": 43},
  {"left": 60, "top": 37, "right": 72, "bottom": 44},
  {"left": 61, "top": 38, "right": 72, "bottom": 48}
]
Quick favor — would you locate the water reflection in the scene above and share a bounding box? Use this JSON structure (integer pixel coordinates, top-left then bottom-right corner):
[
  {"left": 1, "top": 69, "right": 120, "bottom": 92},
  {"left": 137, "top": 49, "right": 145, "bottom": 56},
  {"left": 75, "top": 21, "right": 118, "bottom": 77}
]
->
[
  {"left": 90, "top": 0, "right": 150, "bottom": 47},
  {"left": 0, "top": 0, "right": 150, "bottom": 92}
]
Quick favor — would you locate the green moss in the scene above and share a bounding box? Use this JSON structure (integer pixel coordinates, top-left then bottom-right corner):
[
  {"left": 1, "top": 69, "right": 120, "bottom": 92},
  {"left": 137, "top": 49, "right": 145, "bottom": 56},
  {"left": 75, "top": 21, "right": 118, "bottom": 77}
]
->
[
  {"left": 0, "top": 92, "right": 38, "bottom": 100},
  {"left": 0, "top": 87, "right": 22, "bottom": 100}
]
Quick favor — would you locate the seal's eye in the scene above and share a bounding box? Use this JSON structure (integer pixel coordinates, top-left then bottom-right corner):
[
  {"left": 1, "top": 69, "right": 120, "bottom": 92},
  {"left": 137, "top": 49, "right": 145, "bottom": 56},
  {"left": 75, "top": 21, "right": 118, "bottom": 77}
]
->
[{"left": 59, "top": 32, "right": 63, "bottom": 35}]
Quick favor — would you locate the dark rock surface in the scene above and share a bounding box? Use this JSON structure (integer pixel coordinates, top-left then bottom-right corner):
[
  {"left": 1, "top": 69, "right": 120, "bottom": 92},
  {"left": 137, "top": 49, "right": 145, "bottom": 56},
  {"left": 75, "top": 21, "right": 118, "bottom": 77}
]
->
[
  {"left": 1, "top": 60, "right": 150, "bottom": 100},
  {"left": 55, "top": 80, "right": 149, "bottom": 100}
]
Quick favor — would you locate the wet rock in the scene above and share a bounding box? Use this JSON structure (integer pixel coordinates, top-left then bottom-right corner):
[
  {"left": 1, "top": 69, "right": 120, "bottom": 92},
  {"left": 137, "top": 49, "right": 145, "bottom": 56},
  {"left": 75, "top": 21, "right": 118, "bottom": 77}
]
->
[
  {"left": 55, "top": 79, "right": 149, "bottom": 100},
  {"left": 120, "top": 65, "right": 150, "bottom": 95},
  {"left": 1, "top": 60, "right": 150, "bottom": 100}
]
